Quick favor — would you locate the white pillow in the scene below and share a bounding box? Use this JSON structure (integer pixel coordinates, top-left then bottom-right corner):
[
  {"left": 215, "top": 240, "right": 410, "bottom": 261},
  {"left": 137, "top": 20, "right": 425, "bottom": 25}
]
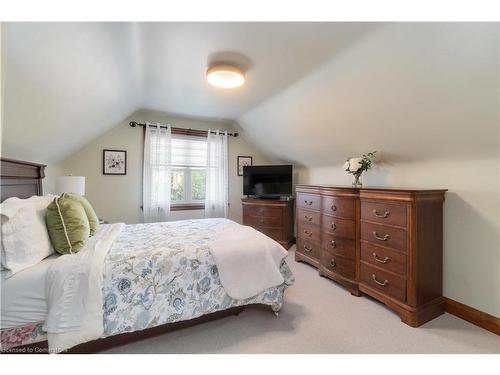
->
[
  {"left": 1, "top": 195, "right": 56, "bottom": 277},
  {"left": 1, "top": 195, "right": 56, "bottom": 218}
]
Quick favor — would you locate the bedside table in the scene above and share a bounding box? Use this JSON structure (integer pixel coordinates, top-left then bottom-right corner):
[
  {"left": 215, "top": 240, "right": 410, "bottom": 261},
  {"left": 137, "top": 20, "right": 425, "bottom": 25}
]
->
[{"left": 241, "top": 197, "right": 295, "bottom": 249}]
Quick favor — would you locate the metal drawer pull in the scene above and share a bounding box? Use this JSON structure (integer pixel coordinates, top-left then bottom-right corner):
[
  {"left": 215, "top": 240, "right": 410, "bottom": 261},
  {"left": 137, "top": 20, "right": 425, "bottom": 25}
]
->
[
  {"left": 303, "top": 245, "right": 313, "bottom": 252},
  {"left": 303, "top": 230, "right": 313, "bottom": 237},
  {"left": 330, "top": 259, "right": 336, "bottom": 267},
  {"left": 331, "top": 222, "right": 336, "bottom": 230},
  {"left": 331, "top": 240, "right": 336, "bottom": 248},
  {"left": 373, "top": 209, "right": 390, "bottom": 218},
  {"left": 372, "top": 252, "right": 390, "bottom": 264},
  {"left": 304, "top": 200, "right": 313, "bottom": 205},
  {"left": 371, "top": 274, "right": 389, "bottom": 287},
  {"left": 304, "top": 215, "right": 313, "bottom": 221},
  {"left": 331, "top": 204, "right": 337, "bottom": 211},
  {"left": 373, "top": 231, "right": 391, "bottom": 241}
]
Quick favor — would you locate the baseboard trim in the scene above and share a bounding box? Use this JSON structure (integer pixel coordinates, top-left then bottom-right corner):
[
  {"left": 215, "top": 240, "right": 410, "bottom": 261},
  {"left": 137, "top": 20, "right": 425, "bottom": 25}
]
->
[{"left": 445, "top": 298, "right": 499, "bottom": 335}]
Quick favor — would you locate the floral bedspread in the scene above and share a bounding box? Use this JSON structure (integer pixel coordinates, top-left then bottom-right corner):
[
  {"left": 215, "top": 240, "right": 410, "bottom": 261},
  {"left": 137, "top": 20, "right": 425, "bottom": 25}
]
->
[
  {"left": 0, "top": 218, "right": 294, "bottom": 350},
  {"left": 102, "top": 219, "right": 293, "bottom": 336},
  {"left": 0, "top": 322, "right": 45, "bottom": 351}
]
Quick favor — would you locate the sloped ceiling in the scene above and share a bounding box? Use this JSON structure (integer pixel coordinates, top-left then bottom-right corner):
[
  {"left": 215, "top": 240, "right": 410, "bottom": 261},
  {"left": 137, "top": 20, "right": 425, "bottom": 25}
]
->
[
  {"left": 139, "top": 22, "right": 375, "bottom": 119},
  {"left": 238, "top": 23, "right": 499, "bottom": 167},
  {"left": 2, "top": 23, "right": 142, "bottom": 163},
  {"left": 1, "top": 22, "right": 376, "bottom": 163},
  {"left": 2, "top": 23, "right": 498, "bottom": 166}
]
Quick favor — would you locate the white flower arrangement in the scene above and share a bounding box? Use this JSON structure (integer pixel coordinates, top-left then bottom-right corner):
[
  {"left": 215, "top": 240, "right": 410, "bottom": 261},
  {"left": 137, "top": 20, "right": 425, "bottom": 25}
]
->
[{"left": 344, "top": 151, "right": 377, "bottom": 175}]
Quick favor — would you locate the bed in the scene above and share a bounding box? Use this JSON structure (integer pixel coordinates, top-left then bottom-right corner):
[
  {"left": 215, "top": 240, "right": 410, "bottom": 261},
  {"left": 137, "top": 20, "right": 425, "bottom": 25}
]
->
[{"left": 0, "top": 158, "right": 294, "bottom": 353}]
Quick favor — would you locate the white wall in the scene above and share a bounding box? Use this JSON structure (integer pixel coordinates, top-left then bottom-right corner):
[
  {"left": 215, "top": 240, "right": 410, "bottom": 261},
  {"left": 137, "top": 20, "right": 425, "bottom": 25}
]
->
[
  {"left": 59, "top": 109, "right": 272, "bottom": 224},
  {"left": 238, "top": 23, "right": 500, "bottom": 317},
  {"left": 1, "top": 20, "right": 62, "bottom": 193}
]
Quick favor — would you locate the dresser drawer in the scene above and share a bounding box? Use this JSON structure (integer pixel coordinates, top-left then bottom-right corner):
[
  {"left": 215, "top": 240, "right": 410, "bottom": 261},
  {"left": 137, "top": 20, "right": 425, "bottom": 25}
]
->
[
  {"left": 297, "top": 222, "right": 321, "bottom": 243},
  {"left": 243, "top": 205, "right": 282, "bottom": 218},
  {"left": 360, "top": 242, "right": 406, "bottom": 276},
  {"left": 360, "top": 262, "right": 406, "bottom": 302},
  {"left": 321, "top": 252, "right": 355, "bottom": 279},
  {"left": 253, "top": 226, "right": 284, "bottom": 242},
  {"left": 361, "top": 201, "right": 407, "bottom": 227},
  {"left": 297, "top": 209, "right": 321, "bottom": 226},
  {"left": 321, "top": 196, "right": 355, "bottom": 219},
  {"left": 321, "top": 215, "right": 355, "bottom": 239},
  {"left": 361, "top": 222, "right": 407, "bottom": 252},
  {"left": 244, "top": 214, "right": 282, "bottom": 228},
  {"left": 321, "top": 233, "right": 356, "bottom": 260},
  {"left": 297, "top": 193, "right": 321, "bottom": 211},
  {"left": 296, "top": 237, "right": 320, "bottom": 260}
]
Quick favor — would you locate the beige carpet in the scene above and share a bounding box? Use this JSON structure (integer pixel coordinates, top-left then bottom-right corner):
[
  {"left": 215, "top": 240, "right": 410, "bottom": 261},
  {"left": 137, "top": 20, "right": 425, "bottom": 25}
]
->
[{"left": 103, "top": 247, "right": 499, "bottom": 354}]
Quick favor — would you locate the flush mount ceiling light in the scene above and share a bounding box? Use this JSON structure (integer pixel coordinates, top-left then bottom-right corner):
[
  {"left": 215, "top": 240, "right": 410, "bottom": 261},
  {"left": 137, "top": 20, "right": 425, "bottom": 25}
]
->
[{"left": 206, "top": 64, "right": 245, "bottom": 88}]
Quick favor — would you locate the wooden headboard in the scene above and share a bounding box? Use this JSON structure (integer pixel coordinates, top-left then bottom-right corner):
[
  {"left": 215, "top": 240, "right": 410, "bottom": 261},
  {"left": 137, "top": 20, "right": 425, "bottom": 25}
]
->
[{"left": 0, "top": 158, "right": 46, "bottom": 202}]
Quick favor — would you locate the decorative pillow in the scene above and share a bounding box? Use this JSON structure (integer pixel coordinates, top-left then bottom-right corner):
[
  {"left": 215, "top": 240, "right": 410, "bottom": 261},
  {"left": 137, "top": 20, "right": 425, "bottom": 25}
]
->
[
  {"left": 45, "top": 196, "right": 90, "bottom": 254},
  {"left": 1, "top": 206, "right": 54, "bottom": 278},
  {"left": 62, "top": 193, "right": 99, "bottom": 236}
]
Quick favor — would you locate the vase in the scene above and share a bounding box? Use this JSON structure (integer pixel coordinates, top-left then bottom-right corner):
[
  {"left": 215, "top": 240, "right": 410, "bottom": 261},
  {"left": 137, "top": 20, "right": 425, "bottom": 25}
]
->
[{"left": 352, "top": 172, "right": 362, "bottom": 188}]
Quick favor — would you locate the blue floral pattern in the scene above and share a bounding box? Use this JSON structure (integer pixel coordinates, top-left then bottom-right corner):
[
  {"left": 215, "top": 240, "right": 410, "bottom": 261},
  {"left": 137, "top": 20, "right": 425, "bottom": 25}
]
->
[
  {"left": 102, "top": 219, "right": 294, "bottom": 337},
  {"left": 1, "top": 219, "right": 294, "bottom": 349}
]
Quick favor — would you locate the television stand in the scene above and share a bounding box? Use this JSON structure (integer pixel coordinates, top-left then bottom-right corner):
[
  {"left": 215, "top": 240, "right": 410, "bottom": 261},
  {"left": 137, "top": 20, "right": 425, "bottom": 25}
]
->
[{"left": 241, "top": 197, "right": 295, "bottom": 249}]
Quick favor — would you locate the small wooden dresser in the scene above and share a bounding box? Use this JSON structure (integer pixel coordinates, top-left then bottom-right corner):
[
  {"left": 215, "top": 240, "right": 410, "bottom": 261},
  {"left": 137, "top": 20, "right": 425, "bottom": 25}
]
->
[
  {"left": 242, "top": 198, "right": 295, "bottom": 249},
  {"left": 296, "top": 185, "right": 447, "bottom": 327}
]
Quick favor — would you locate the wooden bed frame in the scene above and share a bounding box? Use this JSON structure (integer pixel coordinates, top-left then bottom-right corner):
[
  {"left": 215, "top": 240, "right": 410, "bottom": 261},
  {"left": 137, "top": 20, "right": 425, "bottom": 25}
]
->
[
  {"left": 0, "top": 158, "right": 46, "bottom": 201},
  {"left": 5, "top": 307, "right": 245, "bottom": 354},
  {"left": 0, "top": 157, "right": 248, "bottom": 354}
]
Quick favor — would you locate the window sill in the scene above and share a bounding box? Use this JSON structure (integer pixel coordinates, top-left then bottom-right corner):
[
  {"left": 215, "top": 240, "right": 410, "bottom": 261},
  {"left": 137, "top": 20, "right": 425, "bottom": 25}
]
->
[{"left": 171, "top": 203, "right": 205, "bottom": 211}]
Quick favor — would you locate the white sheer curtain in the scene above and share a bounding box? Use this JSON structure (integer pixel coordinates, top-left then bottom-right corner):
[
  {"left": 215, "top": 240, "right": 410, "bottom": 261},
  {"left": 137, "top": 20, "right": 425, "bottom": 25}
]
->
[
  {"left": 205, "top": 129, "right": 228, "bottom": 218},
  {"left": 143, "top": 123, "right": 172, "bottom": 222}
]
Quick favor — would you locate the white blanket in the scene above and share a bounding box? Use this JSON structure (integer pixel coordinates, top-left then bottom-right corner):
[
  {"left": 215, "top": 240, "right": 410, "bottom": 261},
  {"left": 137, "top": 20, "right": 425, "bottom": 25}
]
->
[
  {"left": 209, "top": 222, "right": 289, "bottom": 300},
  {"left": 43, "top": 223, "right": 124, "bottom": 353}
]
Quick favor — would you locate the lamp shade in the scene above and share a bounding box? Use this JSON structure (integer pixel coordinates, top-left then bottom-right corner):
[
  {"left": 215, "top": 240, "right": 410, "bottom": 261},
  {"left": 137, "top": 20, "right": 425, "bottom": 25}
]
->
[{"left": 56, "top": 176, "right": 85, "bottom": 196}]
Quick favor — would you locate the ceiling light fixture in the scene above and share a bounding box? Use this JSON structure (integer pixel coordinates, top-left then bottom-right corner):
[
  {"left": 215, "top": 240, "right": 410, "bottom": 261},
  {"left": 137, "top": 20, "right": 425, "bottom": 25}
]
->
[{"left": 206, "top": 64, "right": 245, "bottom": 89}]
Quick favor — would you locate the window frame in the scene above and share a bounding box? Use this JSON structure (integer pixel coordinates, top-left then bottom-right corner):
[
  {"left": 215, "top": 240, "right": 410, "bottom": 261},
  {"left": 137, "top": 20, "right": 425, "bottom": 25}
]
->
[
  {"left": 143, "top": 127, "right": 208, "bottom": 211},
  {"left": 170, "top": 166, "right": 206, "bottom": 210},
  {"left": 170, "top": 128, "right": 208, "bottom": 211},
  {"left": 171, "top": 202, "right": 204, "bottom": 211}
]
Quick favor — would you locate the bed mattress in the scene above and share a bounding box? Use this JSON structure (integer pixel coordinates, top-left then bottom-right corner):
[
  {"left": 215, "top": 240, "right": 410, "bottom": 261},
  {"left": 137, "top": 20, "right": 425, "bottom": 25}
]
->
[{"left": 1, "top": 254, "right": 59, "bottom": 329}]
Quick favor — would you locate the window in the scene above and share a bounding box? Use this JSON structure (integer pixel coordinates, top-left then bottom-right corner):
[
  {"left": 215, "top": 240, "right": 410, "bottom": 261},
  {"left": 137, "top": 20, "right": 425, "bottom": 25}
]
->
[{"left": 170, "top": 135, "right": 207, "bottom": 210}]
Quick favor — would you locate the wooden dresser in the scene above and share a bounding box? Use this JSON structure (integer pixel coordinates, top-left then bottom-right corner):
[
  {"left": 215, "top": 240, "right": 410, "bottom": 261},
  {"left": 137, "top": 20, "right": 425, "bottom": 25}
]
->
[
  {"left": 296, "top": 185, "right": 447, "bottom": 327},
  {"left": 242, "top": 198, "right": 295, "bottom": 249}
]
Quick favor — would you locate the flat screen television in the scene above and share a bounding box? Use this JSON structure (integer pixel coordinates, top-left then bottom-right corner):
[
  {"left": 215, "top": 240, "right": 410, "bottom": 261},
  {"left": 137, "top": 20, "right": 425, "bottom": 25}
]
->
[{"left": 243, "top": 165, "right": 293, "bottom": 198}]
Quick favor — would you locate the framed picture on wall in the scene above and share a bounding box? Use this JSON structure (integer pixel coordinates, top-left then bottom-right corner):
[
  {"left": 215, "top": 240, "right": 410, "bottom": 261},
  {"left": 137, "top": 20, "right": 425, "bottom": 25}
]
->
[
  {"left": 237, "top": 156, "right": 253, "bottom": 176},
  {"left": 103, "top": 149, "right": 127, "bottom": 175}
]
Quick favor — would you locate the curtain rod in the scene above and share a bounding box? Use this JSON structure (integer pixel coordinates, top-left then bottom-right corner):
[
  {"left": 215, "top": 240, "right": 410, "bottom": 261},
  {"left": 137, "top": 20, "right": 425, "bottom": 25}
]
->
[{"left": 129, "top": 121, "right": 238, "bottom": 137}]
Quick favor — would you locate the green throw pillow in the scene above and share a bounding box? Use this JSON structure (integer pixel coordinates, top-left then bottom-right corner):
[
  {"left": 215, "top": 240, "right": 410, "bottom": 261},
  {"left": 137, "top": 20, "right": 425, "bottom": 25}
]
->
[
  {"left": 46, "top": 196, "right": 90, "bottom": 254},
  {"left": 62, "top": 192, "right": 99, "bottom": 236}
]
